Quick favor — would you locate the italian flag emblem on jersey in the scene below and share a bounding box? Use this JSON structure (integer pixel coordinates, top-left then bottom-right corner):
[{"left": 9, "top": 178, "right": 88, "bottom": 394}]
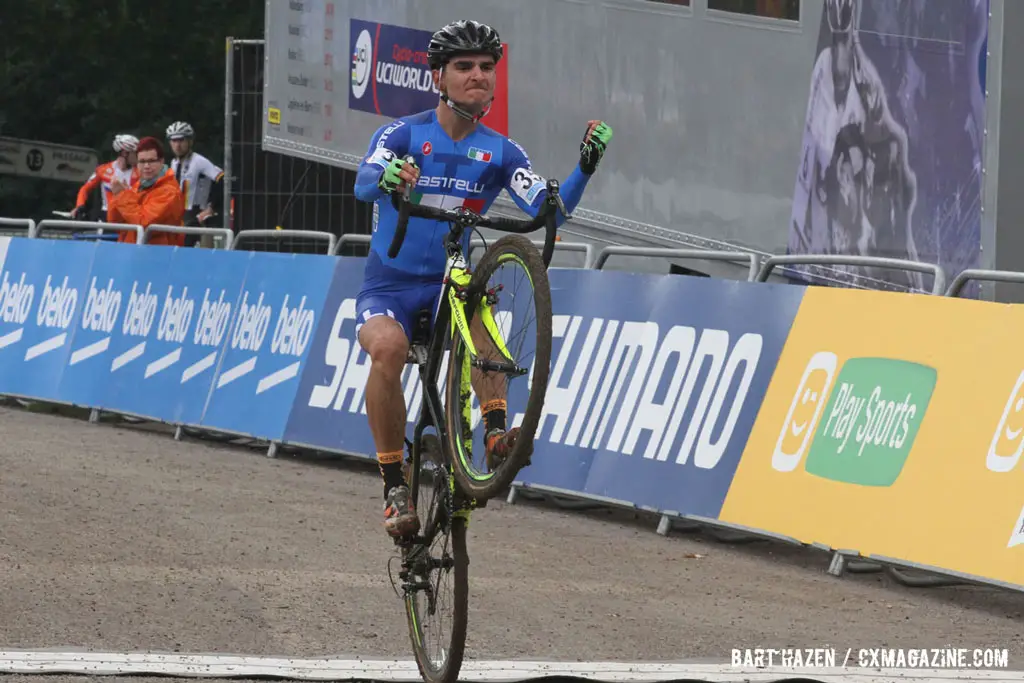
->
[
  {"left": 467, "top": 147, "right": 492, "bottom": 162},
  {"left": 409, "top": 191, "right": 486, "bottom": 215}
]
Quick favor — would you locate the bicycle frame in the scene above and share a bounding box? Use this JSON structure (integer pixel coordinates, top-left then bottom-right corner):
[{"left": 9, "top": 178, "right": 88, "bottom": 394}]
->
[
  {"left": 387, "top": 154, "right": 572, "bottom": 541},
  {"left": 403, "top": 244, "right": 510, "bottom": 532}
]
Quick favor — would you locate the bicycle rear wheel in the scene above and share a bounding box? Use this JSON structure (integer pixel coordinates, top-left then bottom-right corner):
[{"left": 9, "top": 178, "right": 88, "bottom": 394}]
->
[
  {"left": 403, "top": 455, "right": 469, "bottom": 683},
  {"left": 445, "top": 233, "right": 553, "bottom": 501}
]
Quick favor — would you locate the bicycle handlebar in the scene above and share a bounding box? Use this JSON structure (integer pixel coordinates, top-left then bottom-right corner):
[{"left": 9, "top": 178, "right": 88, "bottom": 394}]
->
[{"left": 387, "top": 155, "right": 570, "bottom": 268}]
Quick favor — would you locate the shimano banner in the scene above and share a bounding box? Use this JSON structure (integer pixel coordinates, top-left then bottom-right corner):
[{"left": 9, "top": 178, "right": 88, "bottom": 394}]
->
[
  {"left": 517, "top": 270, "right": 803, "bottom": 518},
  {"left": 282, "top": 265, "right": 805, "bottom": 518}
]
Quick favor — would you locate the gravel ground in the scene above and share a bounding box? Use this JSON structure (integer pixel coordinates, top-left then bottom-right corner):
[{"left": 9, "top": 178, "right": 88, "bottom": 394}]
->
[{"left": 0, "top": 405, "right": 1021, "bottom": 676}]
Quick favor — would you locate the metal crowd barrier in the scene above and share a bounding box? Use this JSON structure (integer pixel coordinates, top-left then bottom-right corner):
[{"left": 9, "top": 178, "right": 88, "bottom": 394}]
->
[
  {"left": 333, "top": 233, "right": 371, "bottom": 255},
  {"left": 33, "top": 219, "right": 143, "bottom": 244},
  {"left": 231, "top": 229, "right": 337, "bottom": 255},
  {"left": 593, "top": 246, "right": 760, "bottom": 280},
  {"left": 0, "top": 218, "right": 35, "bottom": 237},
  {"left": 332, "top": 234, "right": 598, "bottom": 269},
  {"left": 0, "top": 214, "right": 989, "bottom": 301},
  {"left": 944, "top": 268, "right": 1024, "bottom": 298},
  {"left": 756, "top": 253, "right": 948, "bottom": 296},
  {"left": 145, "top": 224, "right": 234, "bottom": 249},
  {"left": 8, "top": 211, "right": 1024, "bottom": 596},
  {"left": 470, "top": 239, "right": 596, "bottom": 268}
]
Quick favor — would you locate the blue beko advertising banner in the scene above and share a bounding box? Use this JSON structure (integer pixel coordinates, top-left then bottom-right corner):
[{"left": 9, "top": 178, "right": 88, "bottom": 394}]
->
[
  {"left": 198, "top": 251, "right": 335, "bottom": 440},
  {"left": 282, "top": 256, "right": 377, "bottom": 457},
  {"left": 0, "top": 238, "right": 93, "bottom": 401}
]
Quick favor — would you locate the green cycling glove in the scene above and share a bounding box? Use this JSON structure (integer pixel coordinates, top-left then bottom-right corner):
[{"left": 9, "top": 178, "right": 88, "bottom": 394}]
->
[
  {"left": 580, "top": 120, "right": 613, "bottom": 175},
  {"left": 378, "top": 155, "right": 417, "bottom": 193}
]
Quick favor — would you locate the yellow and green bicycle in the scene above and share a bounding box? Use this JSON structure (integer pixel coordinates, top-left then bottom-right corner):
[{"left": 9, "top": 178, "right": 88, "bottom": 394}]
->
[{"left": 384, "top": 158, "right": 567, "bottom": 683}]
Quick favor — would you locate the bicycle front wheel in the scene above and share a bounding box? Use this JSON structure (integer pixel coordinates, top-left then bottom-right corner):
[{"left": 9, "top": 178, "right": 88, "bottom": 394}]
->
[
  {"left": 404, "top": 460, "right": 469, "bottom": 683},
  {"left": 444, "top": 233, "right": 553, "bottom": 501}
]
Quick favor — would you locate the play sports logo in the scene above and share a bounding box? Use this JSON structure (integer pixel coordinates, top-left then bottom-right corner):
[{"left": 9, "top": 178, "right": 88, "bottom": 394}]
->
[
  {"left": 771, "top": 352, "right": 936, "bottom": 487},
  {"left": 986, "top": 370, "right": 1024, "bottom": 548}
]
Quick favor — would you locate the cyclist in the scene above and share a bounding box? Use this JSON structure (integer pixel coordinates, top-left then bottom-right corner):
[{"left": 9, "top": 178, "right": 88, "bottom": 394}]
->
[
  {"left": 352, "top": 19, "right": 612, "bottom": 539},
  {"left": 71, "top": 134, "right": 140, "bottom": 220},
  {"left": 166, "top": 121, "right": 225, "bottom": 244}
]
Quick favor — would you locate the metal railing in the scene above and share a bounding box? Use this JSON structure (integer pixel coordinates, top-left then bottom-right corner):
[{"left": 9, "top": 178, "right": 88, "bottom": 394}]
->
[
  {"left": 230, "top": 229, "right": 337, "bottom": 255},
  {"left": 332, "top": 235, "right": 597, "bottom": 269},
  {"left": 144, "top": 224, "right": 234, "bottom": 249},
  {"left": 470, "top": 239, "right": 595, "bottom": 268},
  {"left": 33, "top": 219, "right": 143, "bottom": 244},
  {"left": 593, "top": 246, "right": 760, "bottom": 280},
  {"left": 756, "top": 254, "right": 948, "bottom": 296},
  {"left": 333, "top": 233, "right": 371, "bottom": 255},
  {"left": 944, "top": 268, "right": 1024, "bottom": 298},
  {"left": 0, "top": 218, "right": 35, "bottom": 237},
  {"left": 8, "top": 214, "right": 1005, "bottom": 303}
]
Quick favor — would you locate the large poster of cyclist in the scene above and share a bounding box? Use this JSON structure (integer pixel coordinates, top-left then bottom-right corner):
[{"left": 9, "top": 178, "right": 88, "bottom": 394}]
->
[{"left": 787, "top": 0, "right": 989, "bottom": 294}]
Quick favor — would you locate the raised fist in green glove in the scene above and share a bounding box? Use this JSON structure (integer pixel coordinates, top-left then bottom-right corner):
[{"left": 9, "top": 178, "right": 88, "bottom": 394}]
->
[{"left": 580, "top": 120, "right": 612, "bottom": 175}]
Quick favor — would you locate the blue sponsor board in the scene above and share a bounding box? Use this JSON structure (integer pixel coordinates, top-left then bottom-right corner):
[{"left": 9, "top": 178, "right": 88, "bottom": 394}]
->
[
  {"left": 349, "top": 19, "right": 438, "bottom": 118},
  {"left": 282, "top": 257, "right": 376, "bottom": 457},
  {"left": 0, "top": 237, "right": 806, "bottom": 521},
  {"left": 560, "top": 272, "right": 803, "bottom": 518},
  {"left": 0, "top": 237, "right": 94, "bottom": 401},
  {"left": 198, "top": 251, "right": 335, "bottom": 440},
  {"left": 60, "top": 247, "right": 253, "bottom": 423},
  {"left": 79, "top": 242, "right": 178, "bottom": 417}
]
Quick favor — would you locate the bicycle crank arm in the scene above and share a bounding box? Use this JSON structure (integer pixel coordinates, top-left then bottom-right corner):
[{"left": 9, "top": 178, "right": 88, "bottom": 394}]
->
[{"left": 471, "top": 358, "right": 529, "bottom": 377}]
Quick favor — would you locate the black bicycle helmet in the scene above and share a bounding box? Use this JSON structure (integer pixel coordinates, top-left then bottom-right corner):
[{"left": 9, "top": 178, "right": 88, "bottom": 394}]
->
[{"left": 427, "top": 20, "right": 503, "bottom": 70}]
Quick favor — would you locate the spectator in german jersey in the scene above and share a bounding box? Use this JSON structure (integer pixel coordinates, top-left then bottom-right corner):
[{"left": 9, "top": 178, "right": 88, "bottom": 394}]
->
[
  {"left": 70, "top": 134, "right": 140, "bottom": 220},
  {"left": 165, "top": 121, "right": 225, "bottom": 245},
  {"left": 106, "top": 136, "right": 186, "bottom": 246}
]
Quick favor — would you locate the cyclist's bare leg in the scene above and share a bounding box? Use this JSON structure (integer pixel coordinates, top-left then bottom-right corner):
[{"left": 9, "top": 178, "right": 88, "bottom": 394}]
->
[
  {"left": 467, "top": 307, "right": 526, "bottom": 469},
  {"left": 358, "top": 315, "right": 419, "bottom": 537}
]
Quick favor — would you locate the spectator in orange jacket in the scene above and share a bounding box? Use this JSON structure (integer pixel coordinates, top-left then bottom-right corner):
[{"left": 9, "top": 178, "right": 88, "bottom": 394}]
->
[{"left": 107, "top": 136, "right": 185, "bottom": 246}]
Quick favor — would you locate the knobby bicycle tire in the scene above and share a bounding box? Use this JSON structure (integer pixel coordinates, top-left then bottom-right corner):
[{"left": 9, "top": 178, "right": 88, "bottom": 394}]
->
[
  {"left": 444, "top": 234, "right": 553, "bottom": 501},
  {"left": 404, "top": 515, "right": 469, "bottom": 683}
]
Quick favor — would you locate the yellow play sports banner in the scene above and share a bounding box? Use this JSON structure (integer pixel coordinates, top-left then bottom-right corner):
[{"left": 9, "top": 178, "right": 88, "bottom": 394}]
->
[{"left": 719, "top": 286, "right": 1024, "bottom": 588}]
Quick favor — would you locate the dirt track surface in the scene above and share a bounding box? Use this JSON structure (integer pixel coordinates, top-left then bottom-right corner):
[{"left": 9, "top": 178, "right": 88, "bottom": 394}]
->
[{"left": 0, "top": 405, "right": 1022, "bottom": 669}]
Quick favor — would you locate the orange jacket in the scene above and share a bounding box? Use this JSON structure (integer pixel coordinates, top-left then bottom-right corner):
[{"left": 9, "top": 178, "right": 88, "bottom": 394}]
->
[
  {"left": 107, "top": 166, "right": 186, "bottom": 246},
  {"left": 77, "top": 160, "right": 140, "bottom": 211}
]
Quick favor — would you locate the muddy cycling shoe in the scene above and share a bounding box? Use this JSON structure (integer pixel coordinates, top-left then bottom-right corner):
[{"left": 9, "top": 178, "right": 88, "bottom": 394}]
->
[
  {"left": 485, "top": 427, "right": 531, "bottom": 472},
  {"left": 383, "top": 484, "right": 420, "bottom": 539}
]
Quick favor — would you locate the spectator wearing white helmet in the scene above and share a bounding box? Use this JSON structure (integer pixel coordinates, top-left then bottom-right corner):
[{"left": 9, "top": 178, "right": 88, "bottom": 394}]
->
[
  {"left": 71, "top": 133, "right": 140, "bottom": 220},
  {"left": 166, "top": 121, "right": 224, "bottom": 244}
]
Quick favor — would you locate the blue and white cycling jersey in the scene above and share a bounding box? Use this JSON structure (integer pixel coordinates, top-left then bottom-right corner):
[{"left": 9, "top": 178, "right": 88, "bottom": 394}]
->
[
  {"left": 354, "top": 109, "right": 590, "bottom": 279},
  {"left": 352, "top": 109, "right": 592, "bottom": 339}
]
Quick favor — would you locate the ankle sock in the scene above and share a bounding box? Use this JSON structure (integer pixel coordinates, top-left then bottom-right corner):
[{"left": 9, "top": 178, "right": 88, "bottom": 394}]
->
[
  {"left": 483, "top": 399, "right": 507, "bottom": 434},
  {"left": 378, "top": 449, "right": 406, "bottom": 498}
]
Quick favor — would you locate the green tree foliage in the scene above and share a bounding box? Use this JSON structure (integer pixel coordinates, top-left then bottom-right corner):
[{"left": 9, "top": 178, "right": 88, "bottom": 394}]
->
[{"left": 0, "top": 0, "right": 264, "bottom": 220}]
